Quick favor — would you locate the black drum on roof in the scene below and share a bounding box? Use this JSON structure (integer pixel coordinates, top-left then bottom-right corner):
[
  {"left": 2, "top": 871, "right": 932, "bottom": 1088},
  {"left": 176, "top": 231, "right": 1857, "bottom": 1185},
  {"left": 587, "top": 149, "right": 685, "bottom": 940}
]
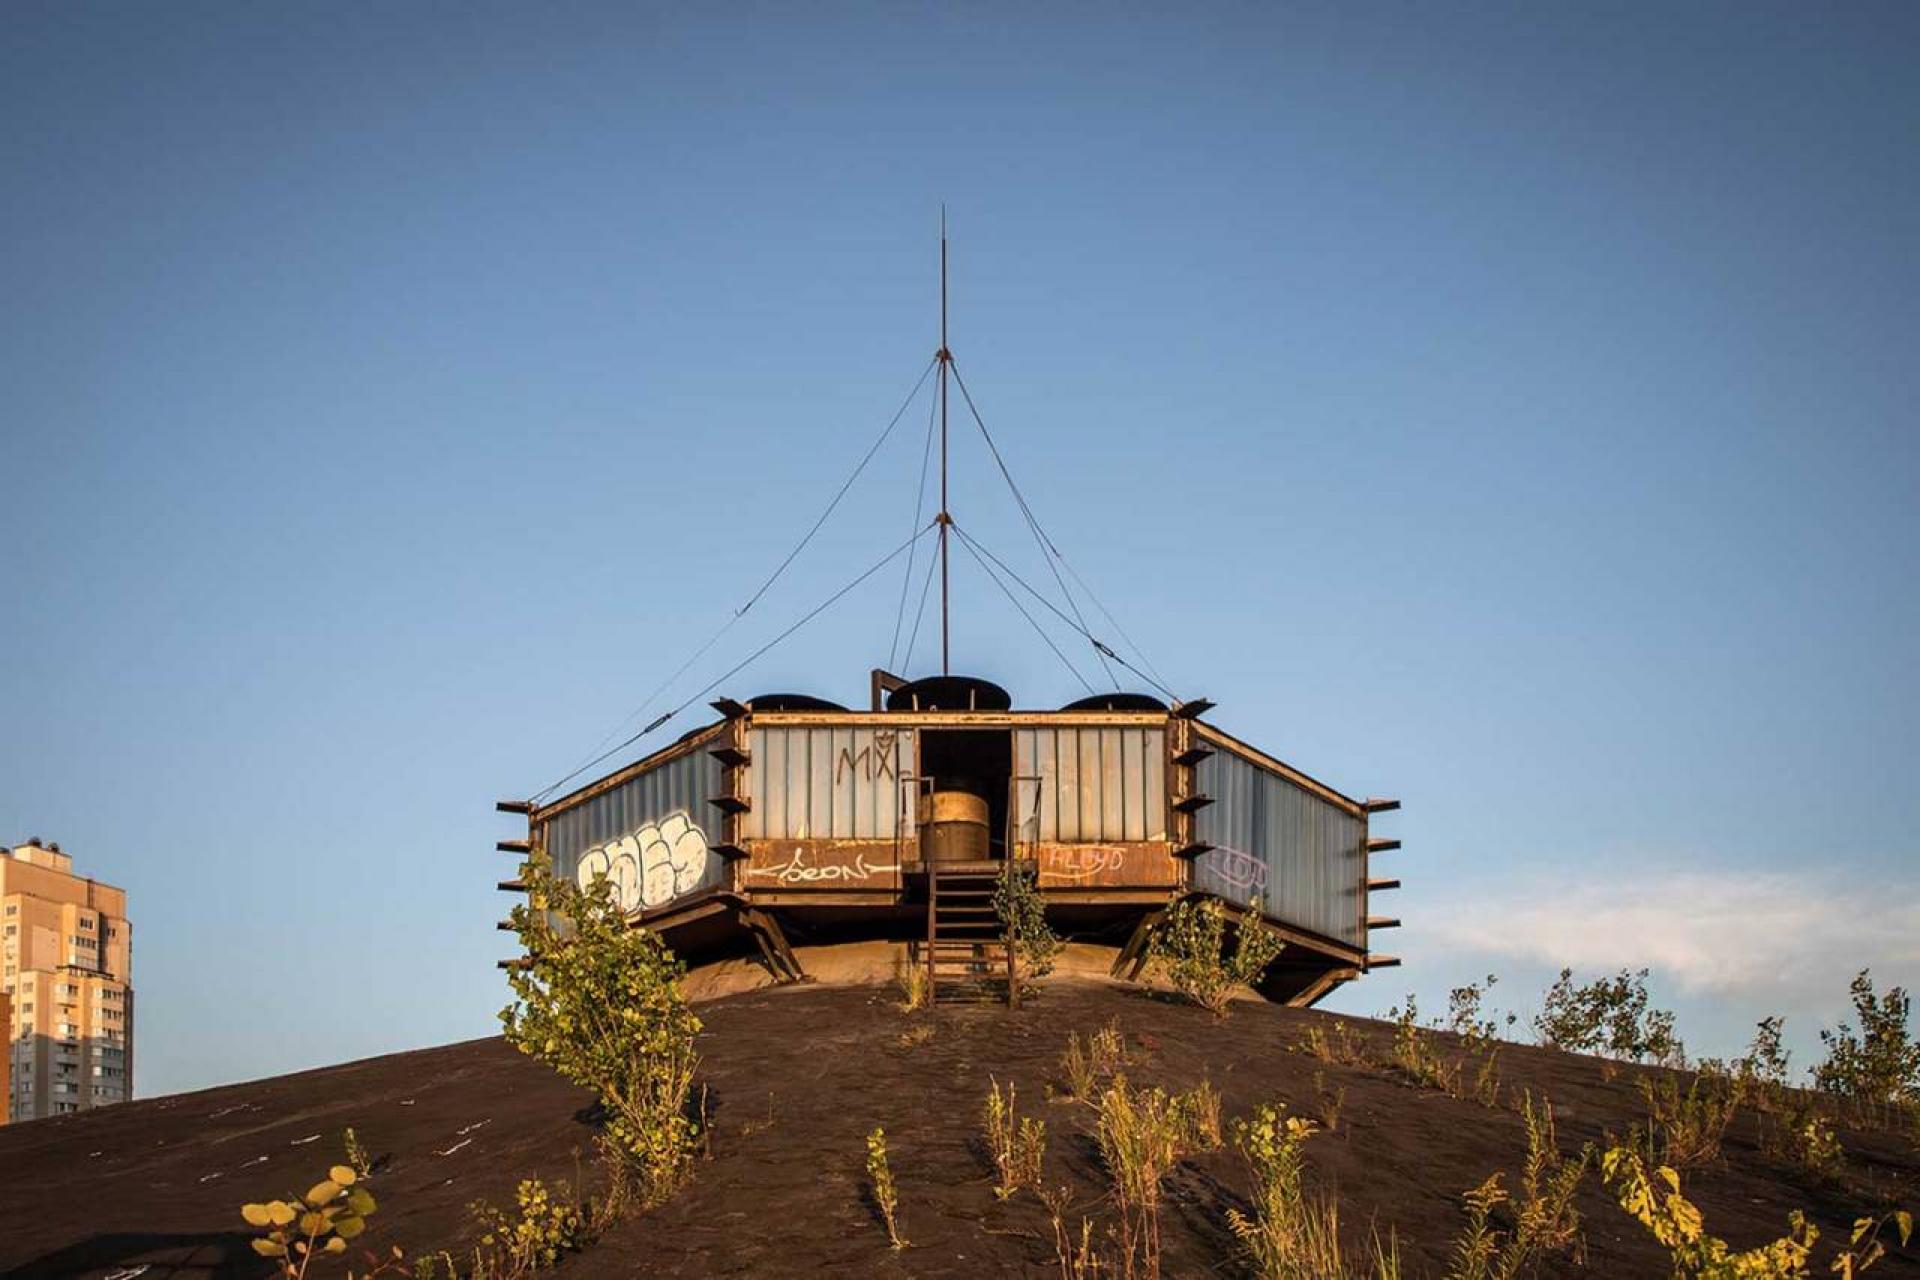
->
[
  {"left": 746, "top": 693, "right": 850, "bottom": 712},
  {"left": 884, "top": 675, "right": 1013, "bottom": 712},
  {"left": 1060, "top": 693, "right": 1168, "bottom": 713}
]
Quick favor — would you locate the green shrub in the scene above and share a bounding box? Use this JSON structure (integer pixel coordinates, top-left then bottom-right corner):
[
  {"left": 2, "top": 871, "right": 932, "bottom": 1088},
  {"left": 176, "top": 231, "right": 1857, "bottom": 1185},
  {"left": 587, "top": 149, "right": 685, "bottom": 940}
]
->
[
  {"left": 1446, "top": 975, "right": 1513, "bottom": 1050},
  {"left": 469, "top": 1178, "right": 587, "bottom": 1274},
  {"left": 1602, "top": 1146, "right": 1911, "bottom": 1278},
  {"left": 1148, "top": 895, "right": 1284, "bottom": 1016},
  {"left": 500, "top": 850, "right": 703, "bottom": 1206},
  {"left": 1814, "top": 970, "right": 1920, "bottom": 1110},
  {"left": 993, "top": 862, "right": 1062, "bottom": 979},
  {"left": 1763, "top": 1106, "right": 1843, "bottom": 1180},
  {"left": 1533, "top": 968, "right": 1684, "bottom": 1066}
]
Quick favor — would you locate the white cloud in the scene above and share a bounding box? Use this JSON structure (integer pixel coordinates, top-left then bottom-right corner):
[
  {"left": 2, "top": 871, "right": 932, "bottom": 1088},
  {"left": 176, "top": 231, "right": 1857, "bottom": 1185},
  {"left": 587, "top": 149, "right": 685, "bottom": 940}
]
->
[{"left": 1423, "top": 866, "right": 1920, "bottom": 1000}]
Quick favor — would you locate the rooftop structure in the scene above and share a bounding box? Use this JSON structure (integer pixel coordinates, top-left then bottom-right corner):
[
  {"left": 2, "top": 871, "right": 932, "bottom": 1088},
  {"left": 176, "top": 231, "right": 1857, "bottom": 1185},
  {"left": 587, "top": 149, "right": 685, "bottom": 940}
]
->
[{"left": 498, "top": 227, "right": 1402, "bottom": 1004}]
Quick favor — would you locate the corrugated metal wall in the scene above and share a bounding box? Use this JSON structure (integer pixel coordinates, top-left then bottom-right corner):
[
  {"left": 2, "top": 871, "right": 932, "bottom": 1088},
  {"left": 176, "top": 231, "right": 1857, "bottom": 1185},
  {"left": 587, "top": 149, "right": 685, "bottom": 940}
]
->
[
  {"left": 744, "top": 726, "right": 918, "bottom": 840},
  {"left": 1013, "top": 727, "right": 1167, "bottom": 843},
  {"left": 538, "top": 749, "right": 725, "bottom": 889},
  {"left": 1192, "top": 747, "right": 1363, "bottom": 946}
]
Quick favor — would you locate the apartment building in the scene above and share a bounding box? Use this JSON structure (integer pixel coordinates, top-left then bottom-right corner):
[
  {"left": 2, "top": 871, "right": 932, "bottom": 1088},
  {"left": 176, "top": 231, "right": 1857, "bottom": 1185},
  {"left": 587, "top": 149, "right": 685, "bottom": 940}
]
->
[{"left": 2, "top": 840, "right": 133, "bottom": 1122}]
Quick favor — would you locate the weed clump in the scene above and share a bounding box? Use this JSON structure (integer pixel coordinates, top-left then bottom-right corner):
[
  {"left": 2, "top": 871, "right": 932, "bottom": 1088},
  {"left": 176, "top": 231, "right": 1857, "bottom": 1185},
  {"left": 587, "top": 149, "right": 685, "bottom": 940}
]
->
[
  {"left": 341, "top": 1128, "right": 374, "bottom": 1181},
  {"left": 1388, "top": 995, "right": 1463, "bottom": 1093},
  {"left": 1638, "top": 1069, "right": 1740, "bottom": 1170},
  {"left": 1148, "top": 895, "right": 1283, "bottom": 1016},
  {"left": 1447, "top": 1092, "right": 1588, "bottom": 1280},
  {"left": 468, "top": 1178, "right": 588, "bottom": 1275},
  {"left": 1095, "top": 1075, "right": 1187, "bottom": 1277},
  {"left": 866, "top": 1127, "right": 907, "bottom": 1250},
  {"left": 1170, "top": 1079, "right": 1223, "bottom": 1154},
  {"left": 1297, "top": 1020, "right": 1367, "bottom": 1066},
  {"left": 984, "top": 1078, "right": 1048, "bottom": 1200},
  {"left": 1060, "top": 1020, "right": 1128, "bottom": 1102},
  {"left": 896, "top": 954, "right": 931, "bottom": 1012}
]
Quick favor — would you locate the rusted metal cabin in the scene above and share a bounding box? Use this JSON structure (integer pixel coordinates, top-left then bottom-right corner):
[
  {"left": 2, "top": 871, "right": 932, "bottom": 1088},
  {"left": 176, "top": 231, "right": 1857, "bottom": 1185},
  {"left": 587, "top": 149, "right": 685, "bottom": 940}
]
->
[{"left": 500, "top": 673, "right": 1400, "bottom": 1006}]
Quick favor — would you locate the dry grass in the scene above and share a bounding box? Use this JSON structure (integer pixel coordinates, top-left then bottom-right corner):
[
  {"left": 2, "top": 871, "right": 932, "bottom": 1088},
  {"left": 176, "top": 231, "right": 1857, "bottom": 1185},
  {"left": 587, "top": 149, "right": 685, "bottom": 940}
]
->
[
  {"left": 896, "top": 956, "right": 930, "bottom": 1013},
  {"left": 1095, "top": 1075, "right": 1185, "bottom": 1279}
]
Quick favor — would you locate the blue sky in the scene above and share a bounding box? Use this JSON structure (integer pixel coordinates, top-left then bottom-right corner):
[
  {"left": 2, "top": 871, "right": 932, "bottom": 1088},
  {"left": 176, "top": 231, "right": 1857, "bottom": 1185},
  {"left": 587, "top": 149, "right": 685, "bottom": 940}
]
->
[{"left": 2, "top": 3, "right": 1915, "bottom": 1097}]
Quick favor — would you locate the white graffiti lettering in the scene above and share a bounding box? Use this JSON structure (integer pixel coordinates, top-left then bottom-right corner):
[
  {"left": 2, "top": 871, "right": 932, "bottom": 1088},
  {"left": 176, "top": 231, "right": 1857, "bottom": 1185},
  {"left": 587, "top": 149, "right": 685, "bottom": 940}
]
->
[
  {"left": 747, "top": 849, "right": 902, "bottom": 885},
  {"left": 575, "top": 810, "right": 716, "bottom": 913},
  {"left": 1040, "top": 847, "right": 1126, "bottom": 881}
]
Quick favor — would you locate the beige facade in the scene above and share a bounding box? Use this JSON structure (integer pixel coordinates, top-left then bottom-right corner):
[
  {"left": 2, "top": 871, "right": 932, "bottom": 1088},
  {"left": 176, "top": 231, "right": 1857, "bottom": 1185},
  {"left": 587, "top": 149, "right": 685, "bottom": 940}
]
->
[{"left": 2, "top": 841, "right": 133, "bottom": 1123}]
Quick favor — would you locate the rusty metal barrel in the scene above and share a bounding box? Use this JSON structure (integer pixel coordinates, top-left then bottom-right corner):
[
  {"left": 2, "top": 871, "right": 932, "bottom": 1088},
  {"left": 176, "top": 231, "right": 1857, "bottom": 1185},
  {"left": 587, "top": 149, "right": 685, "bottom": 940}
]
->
[{"left": 923, "top": 789, "right": 991, "bottom": 864}]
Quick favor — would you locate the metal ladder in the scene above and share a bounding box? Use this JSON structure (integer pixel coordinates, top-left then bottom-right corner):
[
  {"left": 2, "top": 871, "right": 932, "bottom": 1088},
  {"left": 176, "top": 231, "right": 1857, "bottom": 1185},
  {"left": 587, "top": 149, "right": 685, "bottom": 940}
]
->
[{"left": 925, "top": 862, "right": 1016, "bottom": 1005}]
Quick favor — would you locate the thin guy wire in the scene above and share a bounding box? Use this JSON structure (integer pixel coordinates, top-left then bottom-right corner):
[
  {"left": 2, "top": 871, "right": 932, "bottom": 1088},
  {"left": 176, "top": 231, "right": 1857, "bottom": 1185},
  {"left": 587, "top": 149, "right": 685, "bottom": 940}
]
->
[
  {"left": 951, "top": 523, "right": 1181, "bottom": 702},
  {"left": 535, "top": 520, "right": 937, "bottom": 803},
  {"left": 947, "top": 359, "right": 1121, "bottom": 690},
  {"left": 536, "top": 358, "right": 936, "bottom": 801},
  {"left": 955, "top": 528, "right": 1096, "bottom": 695}
]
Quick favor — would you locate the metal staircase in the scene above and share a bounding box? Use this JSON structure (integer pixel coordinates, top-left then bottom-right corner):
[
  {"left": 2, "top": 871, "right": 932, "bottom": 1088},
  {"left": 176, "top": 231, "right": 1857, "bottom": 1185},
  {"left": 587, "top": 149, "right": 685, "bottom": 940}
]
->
[{"left": 925, "top": 862, "right": 1017, "bottom": 1005}]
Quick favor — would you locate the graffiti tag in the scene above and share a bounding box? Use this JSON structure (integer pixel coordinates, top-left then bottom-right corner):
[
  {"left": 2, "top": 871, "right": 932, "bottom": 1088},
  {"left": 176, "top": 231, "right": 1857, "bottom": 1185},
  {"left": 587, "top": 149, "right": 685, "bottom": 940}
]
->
[
  {"left": 1039, "top": 847, "right": 1127, "bottom": 881},
  {"left": 1199, "top": 847, "right": 1268, "bottom": 897},
  {"left": 835, "top": 730, "right": 901, "bottom": 784},
  {"left": 575, "top": 811, "right": 715, "bottom": 913},
  {"left": 748, "top": 849, "right": 902, "bottom": 885}
]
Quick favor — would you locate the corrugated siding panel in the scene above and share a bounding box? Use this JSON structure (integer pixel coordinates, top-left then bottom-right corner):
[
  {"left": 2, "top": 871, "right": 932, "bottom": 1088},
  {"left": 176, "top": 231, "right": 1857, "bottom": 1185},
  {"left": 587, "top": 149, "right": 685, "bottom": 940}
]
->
[
  {"left": 1013, "top": 727, "right": 1167, "bottom": 843},
  {"left": 744, "top": 727, "right": 917, "bottom": 840},
  {"left": 535, "top": 748, "right": 727, "bottom": 908},
  {"left": 1192, "top": 748, "right": 1363, "bottom": 946}
]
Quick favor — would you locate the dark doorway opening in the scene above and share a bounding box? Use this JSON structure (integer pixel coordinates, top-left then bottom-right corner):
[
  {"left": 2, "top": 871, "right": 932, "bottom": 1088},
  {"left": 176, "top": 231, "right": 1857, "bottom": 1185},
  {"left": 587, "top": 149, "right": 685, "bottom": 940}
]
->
[{"left": 918, "top": 729, "right": 1014, "bottom": 858}]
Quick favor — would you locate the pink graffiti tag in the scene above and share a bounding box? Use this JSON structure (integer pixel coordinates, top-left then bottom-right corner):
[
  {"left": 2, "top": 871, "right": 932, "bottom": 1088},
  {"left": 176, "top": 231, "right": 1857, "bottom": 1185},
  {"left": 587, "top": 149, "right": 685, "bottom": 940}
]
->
[{"left": 1200, "top": 848, "right": 1267, "bottom": 896}]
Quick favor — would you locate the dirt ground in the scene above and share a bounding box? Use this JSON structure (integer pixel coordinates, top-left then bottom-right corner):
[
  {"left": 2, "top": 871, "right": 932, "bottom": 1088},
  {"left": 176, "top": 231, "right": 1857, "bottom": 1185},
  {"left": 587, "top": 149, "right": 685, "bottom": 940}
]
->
[{"left": 2, "top": 979, "right": 1915, "bottom": 1278}]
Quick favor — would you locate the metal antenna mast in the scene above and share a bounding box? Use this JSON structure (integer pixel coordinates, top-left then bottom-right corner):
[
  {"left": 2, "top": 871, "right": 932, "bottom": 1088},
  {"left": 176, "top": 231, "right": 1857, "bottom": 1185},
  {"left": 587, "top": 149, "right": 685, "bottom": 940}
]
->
[{"left": 937, "top": 207, "right": 953, "bottom": 676}]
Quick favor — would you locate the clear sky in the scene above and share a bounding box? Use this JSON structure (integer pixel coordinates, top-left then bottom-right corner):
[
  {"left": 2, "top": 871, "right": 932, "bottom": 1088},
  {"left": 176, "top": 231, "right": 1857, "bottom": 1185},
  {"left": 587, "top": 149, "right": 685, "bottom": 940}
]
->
[{"left": 3, "top": 3, "right": 1915, "bottom": 1098}]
